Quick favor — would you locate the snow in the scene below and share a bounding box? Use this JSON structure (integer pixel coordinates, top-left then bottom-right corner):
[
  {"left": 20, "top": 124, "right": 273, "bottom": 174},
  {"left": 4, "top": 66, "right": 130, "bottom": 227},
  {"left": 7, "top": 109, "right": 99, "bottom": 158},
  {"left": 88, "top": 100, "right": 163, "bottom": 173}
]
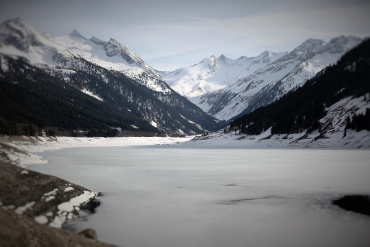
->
[
  {"left": 42, "top": 189, "right": 58, "bottom": 202},
  {"left": 81, "top": 88, "right": 103, "bottom": 101},
  {"left": 184, "top": 128, "right": 370, "bottom": 149},
  {"left": 162, "top": 51, "right": 287, "bottom": 99},
  {"left": 47, "top": 190, "right": 97, "bottom": 228},
  {"left": 15, "top": 201, "right": 35, "bottom": 215},
  {"left": 1, "top": 136, "right": 193, "bottom": 167},
  {"left": 0, "top": 56, "right": 9, "bottom": 72},
  {"left": 162, "top": 36, "right": 362, "bottom": 120},
  {"left": 50, "top": 34, "right": 170, "bottom": 93},
  {"left": 0, "top": 19, "right": 171, "bottom": 95},
  {"left": 34, "top": 215, "right": 48, "bottom": 224},
  {"left": 150, "top": 121, "right": 158, "bottom": 128},
  {"left": 64, "top": 187, "right": 74, "bottom": 192},
  {"left": 58, "top": 191, "right": 96, "bottom": 212},
  {"left": 29, "top": 146, "right": 370, "bottom": 247}
]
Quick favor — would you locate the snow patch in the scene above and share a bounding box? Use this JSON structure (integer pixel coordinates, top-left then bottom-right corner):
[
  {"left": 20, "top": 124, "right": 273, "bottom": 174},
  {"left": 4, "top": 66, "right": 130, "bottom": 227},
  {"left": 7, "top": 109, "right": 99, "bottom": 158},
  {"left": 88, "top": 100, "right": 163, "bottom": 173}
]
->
[
  {"left": 15, "top": 201, "right": 35, "bottom": 215},
  {"left": 0, "top": 57, "right": 9, "bottom": 72},
  {"left": 151, "top": 121, "right": 158, "bottom": 128},
  {"left": 64, "top": 187, "right": 74, "bottom": 192},
  {"left": 50, "top": 190, "right": 97, "bottom": 228},
  {"left": 34, "top": 215, "right": 48, "bottom": 224},
  {"left": 81, "top": 88, "right": 103, "bottom": 101},
  {"left": 42, "top": 189, "right": 58, "bottom": 202}
]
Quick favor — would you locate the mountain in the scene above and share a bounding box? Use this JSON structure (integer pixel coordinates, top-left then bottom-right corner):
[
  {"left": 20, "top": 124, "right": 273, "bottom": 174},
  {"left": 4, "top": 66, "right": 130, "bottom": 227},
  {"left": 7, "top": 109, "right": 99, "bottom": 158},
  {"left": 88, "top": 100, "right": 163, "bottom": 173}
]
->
[
  {"left": 159, "top": 51, "right": 287, "bottom": 98},
  {"left": 161, "top": 36, "right": 362, "bottom": 121},
  {"left": 188, "top": 38, "right": 370, "bottom": 148},
  {"left": 0, "top": 18, "right": 222, "bottom": 136},
  {"left": 0, "top": 55, "right": 158, "bottom": 137}
]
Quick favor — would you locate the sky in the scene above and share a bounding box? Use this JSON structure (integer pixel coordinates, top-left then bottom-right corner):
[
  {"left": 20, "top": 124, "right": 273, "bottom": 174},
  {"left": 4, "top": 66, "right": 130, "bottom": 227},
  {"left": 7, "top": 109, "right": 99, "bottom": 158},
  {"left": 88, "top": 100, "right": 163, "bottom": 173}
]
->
[{"left": 1, "top": 0, "right": 370, "bottom": 71}]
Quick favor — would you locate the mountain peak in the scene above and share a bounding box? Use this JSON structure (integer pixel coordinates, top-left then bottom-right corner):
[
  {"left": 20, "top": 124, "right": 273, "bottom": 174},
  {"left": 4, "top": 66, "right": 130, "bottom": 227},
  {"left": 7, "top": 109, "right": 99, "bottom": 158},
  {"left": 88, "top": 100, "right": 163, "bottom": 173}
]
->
[
  {"left": 218, "top": 54, "right": 226, "bottom": 60},
  {"left": 297, "top": 38, "right": 325, "bottom": 50},
  {"left": 69, "top": 30, "right": 84, "bottom": 38},
  {"left": 2, "top": 17, "right": 38, "bottom": 35},
  {"left": 108, "top": 38, "right": 122, "bottom": 46},
  {"left": 3, "top": 18, "right": 29, "bottom": 28},
  {"left": 0, "top": 17, "right": 46, "bottom": 52},
  {"left": 289, "top": 38, "right": 325, "bottom": 61}
]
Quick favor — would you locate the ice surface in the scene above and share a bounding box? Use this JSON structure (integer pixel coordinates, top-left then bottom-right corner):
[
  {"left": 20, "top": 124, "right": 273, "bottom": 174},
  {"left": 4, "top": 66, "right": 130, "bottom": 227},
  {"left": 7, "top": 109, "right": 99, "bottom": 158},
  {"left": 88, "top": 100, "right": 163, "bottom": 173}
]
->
[{"left": 29, "top": 146, "right": 370, "bottom": 247}]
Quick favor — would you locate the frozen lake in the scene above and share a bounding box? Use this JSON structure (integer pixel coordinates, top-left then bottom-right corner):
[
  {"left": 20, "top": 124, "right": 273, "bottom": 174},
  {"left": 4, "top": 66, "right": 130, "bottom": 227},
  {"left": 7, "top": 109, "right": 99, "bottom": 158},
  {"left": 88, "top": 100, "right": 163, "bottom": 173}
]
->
[{"left": 29, "top": 146, "right": 370, "bottom": 247}]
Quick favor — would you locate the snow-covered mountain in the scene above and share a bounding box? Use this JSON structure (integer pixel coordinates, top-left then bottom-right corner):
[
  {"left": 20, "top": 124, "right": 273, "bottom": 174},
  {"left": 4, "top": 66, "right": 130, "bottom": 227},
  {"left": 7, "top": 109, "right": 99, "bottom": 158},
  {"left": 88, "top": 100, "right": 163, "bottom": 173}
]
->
[
  {"left": 188, "top": 39, "right": 370, "bottom": 148},
  {"left": 0, "top": 18, "right": 221, "bottom": 135},
  {"left": 159, "top": 51, "right": 287, "bottom": 98},
  {"left": 0, "top": 18, "right": 167, "bottom": 93},
  {"left": 161, "top": 36, "right": 362, "bottom": 120}
]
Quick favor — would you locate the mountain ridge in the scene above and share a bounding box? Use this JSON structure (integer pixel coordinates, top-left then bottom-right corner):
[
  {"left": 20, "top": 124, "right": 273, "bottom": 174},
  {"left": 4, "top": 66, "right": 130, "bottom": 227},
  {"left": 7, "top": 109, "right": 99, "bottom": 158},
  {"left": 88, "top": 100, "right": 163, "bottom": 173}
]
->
[
  {"left": 161, "top": 35, "right": 363, "bottom": 121},
  {"left": 0, "top": 18, "right": 222, "bottom": 136},
  {"left": 187, "top": 38, "right": 370, "bottom": 148}
]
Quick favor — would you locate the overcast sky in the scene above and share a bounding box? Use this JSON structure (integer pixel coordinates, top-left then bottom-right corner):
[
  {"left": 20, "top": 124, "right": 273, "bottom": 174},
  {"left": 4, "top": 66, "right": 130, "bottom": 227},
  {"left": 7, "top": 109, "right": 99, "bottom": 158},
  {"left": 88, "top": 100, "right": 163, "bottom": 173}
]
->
[{"left": 1, "top": 0, "right": 370, "bottom": 70}]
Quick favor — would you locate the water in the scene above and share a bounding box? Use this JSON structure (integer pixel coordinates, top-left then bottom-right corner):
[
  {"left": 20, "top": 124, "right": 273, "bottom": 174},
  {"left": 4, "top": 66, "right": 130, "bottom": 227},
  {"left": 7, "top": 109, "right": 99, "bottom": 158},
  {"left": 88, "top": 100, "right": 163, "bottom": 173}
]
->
[{"left": 29, "top": 146, "right": 370, "bottom": 247}]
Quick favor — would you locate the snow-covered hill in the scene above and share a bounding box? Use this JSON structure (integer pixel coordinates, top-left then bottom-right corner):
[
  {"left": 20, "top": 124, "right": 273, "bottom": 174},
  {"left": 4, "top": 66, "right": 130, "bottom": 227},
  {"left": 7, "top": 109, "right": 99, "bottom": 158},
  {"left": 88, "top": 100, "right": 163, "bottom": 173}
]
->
[{"left": 161, "top": 36, "right": 362, "bottom": 120}]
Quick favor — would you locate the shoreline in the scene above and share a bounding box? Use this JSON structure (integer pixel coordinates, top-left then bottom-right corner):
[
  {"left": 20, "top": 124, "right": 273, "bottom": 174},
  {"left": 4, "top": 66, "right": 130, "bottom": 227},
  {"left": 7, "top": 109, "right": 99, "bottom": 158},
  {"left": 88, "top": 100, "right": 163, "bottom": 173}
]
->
[
  {"left": 0, "top": 158, "right": 115, "bottom": 246},
  {"left": 0, "top": 135, "right": 191, "bottom": 246},
  {"left": 1, "top": 135, "right": 369, "bottom": 246}
]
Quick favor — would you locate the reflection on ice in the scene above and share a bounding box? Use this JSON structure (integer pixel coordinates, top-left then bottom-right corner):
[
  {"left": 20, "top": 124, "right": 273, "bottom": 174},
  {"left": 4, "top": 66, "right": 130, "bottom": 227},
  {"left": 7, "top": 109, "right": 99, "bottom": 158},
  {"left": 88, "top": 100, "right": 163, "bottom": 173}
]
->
[{"left": 29, "top": 147, "right": 370, "bottom": 247}]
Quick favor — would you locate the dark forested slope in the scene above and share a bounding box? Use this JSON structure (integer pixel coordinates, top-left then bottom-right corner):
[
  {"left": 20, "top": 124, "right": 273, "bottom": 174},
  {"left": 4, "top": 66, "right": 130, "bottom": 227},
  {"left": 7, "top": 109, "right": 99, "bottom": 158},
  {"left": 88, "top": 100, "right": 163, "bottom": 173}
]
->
[
  {"left": 230, "top": 39, "right": 370, "bottom": 135},
  {"left": 0, "top": 55, "right": 158, "bottom": 136}
]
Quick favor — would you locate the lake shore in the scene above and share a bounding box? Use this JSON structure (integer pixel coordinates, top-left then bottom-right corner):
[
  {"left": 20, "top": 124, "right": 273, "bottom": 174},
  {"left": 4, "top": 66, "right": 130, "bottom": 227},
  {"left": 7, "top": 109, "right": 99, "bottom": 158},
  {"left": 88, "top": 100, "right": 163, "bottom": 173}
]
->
[
  {"left": 1, "top": 135, "right": 369, "bottom": 246},
  {"left": 0, "top": 135, "right": 191, "bottom": 246}
]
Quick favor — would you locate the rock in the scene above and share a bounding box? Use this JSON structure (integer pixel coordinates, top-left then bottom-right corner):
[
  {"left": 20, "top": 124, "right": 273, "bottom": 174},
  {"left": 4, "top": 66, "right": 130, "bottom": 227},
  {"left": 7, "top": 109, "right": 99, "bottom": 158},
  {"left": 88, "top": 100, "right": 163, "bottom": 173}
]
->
[
  {"left": 79, "top": 228, "right": 98, "bottom": 240},
  {"left": 333, "top": 195, "right": 370, "bottom": 216},
  {"left": 81, "top": 199, "right": 101, "bottom": 213}
]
